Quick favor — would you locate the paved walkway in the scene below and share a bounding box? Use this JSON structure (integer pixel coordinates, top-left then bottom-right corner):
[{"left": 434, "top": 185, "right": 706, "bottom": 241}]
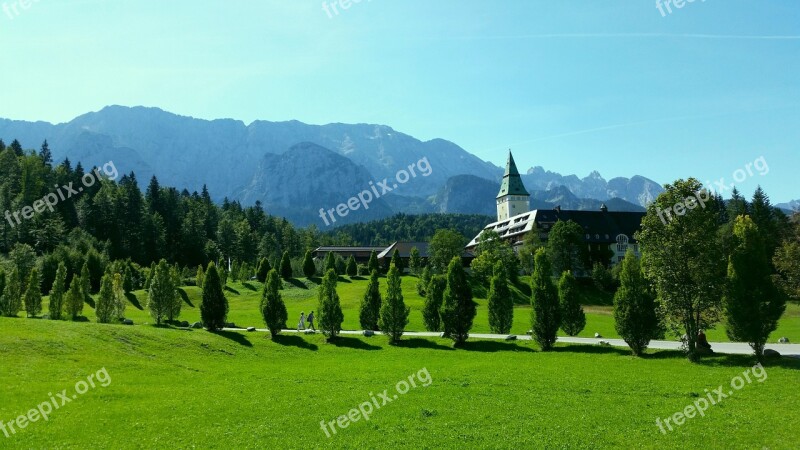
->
[{"left": 225, "top": 327, "right": 800, "bottom": 357}]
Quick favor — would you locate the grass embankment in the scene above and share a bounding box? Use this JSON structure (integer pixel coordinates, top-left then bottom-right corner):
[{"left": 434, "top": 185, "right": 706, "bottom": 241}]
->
[{"left": 0, "top": 319, "right": 798, "bottom": 449}]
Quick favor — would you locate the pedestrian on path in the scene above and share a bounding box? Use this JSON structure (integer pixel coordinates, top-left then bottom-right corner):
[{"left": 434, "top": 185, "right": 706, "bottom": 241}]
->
[
  {"left": 307, "top": 311, "right": 316, "bottom": 331},
  {"left": 298, "top": 312, "right": 306, "bottom": 331}
]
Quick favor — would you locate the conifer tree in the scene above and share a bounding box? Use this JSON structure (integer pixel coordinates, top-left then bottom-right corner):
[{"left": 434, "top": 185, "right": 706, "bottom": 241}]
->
[
  {"left": 2, "top": 267, "right": 22, "bottom": 317},
  {"left": 367, "top": 250, "right": 379, "bottom": 274},
  {"left": 359, "top": 270, "right": 382, "bottom": 331},
  {"left": 318, "top": 269, "right": 344, "bottom": 341},
  {"left": 379, "top": 265, "right": 410, "bottom": 344},
  {"left": 558, "top": 271, "right": 585, "bottom": 337},
  {"left": 346, "top": 256, "right": 358, "bottom": 277},
  {"left": 112, "top": 272, "right": 126, "bottom": 320},
  {"left": 303, "top": 251, "right": 316, "bottom": 279},
  {"left": 23, "top": 269, "right": 42, "bottom": 318},
  {"left": 530, "top": 249, "right": 560, "bottom": 351},
  {"left": 49, "top": 263, "right": 67, "bottom": 320},
  {"left": 280, "top": 251, "right": 293, "bottom": 280},
  {"left": 417, "top": 265, "right": 431, "bottom": 297},
  {"left": 257, "top": 257, "right": 271, "bottom": 282},
  {"left": 168, "top": 265, "right": 182, "bottom": 321},
  {"left": 409, "top": 247, "right": 422, "bottom": 275},
  {"left": 724, "top": 216, "right": 786, "bottom": 361},
  {"left": 390, "top": 249, "right": 404, "bottom": 273},
  {"left": 440, "top": 257, "right": 476, "bottom": 346},
  {"left": 196, "top": 265, "right": 205, "bottom": 290},
  {"left": 80, "top": 262, "right": 91, "bottom": 298},
  {"left": 201, "top": 263, "right": 229, "bottom": 331},
  {"left": 65, "top": 276, "right": 84, "bottom": 320},
  {"left": 423, "top": 275, "right": 446, "bottom": 332},
  {"left": 324, "top": 251, "right": 337, "bottom": 275},
  {"left": 123, "top": 266, "right": 134, "bottom": 293},
  {"left": 96, "top": 271, "right": 116, "bottom": 324},
  {"left": 261, "top": 270, "right": 288, "bottom": 338},
  {"left": 147, "top": 260, "right": 173, "bottom": 325},
  {"left": 488, "top": 262, "right": 513, "bottom": 334},
  {"left": 0, "top": 270, "right": 6, "bottom": 316},
  {"left": 613, "top": 250, "right": 661, "bottom": 356}
]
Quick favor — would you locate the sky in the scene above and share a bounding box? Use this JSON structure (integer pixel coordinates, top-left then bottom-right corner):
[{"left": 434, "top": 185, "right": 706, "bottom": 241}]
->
[{"left": 1, "top": 0, "right": 798, "bottom": 202}]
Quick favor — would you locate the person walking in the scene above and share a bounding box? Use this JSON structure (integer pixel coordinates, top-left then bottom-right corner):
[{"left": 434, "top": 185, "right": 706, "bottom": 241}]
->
[
  {"left": 298, "top": 311, "right": 306, "bottom": 331},
  {"left": 307, "top": 311, "right": 316, "bottom": 331}
]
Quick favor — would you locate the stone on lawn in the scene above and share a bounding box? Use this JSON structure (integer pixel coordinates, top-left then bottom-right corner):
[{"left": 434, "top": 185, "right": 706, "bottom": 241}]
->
[
  {"left": 594, "top": 333, "right": 602, "bottom": 338},
  {"left": 779, "top": 337, "right": 789, "bottom": 344},
  {"left": 505, "top": 335, "right": 517, "bottom": 341},
  {"left": 247, "top": 327, "right": 256, "bottom": 332},
  {"left": 191, "top": 322, "right": 203, "bottom": 329},
  {"left": 122, "top": 319, "right": 134, "bottom": 326},
  {"left": 363, "top": 330, "right": 374, "bottom": 337}
]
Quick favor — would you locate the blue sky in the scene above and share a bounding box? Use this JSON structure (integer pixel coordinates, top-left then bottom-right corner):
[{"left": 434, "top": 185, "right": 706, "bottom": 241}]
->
[{"left": 1, "top": 0, "right": 798, "bottom": 202}]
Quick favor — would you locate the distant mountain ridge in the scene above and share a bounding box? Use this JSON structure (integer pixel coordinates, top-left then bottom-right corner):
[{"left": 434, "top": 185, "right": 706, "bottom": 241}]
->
[{"left": 1, "top": 106, "right": 663, "bottom": 226}]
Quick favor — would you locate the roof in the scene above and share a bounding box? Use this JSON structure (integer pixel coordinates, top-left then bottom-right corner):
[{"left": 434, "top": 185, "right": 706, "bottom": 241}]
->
[
  {"left": 377, "top": 242, "right": 429, "bottom": 259},
  {"left": 497, "top": 151, "right": 530, "bottom": 199},
  {"left": 467, "top": 208, "right": 645, "bottom": 247},
  {"left": 313, "top": 246, "right": 385, "bottom": 253}
]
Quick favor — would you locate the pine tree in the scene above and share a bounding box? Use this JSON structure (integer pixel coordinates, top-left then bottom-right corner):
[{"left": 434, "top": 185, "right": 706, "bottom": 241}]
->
[
  {"left": 487, "top": 262, "right": 513, "bottom": 334},
  {"left": 440, "top": 257, "right": 476, "bottom": 346},
  {"left": 23, "top": 269, "right": 42, "bottom": 318},
  {"left": 196, "top": 265, "right": 205, "bottom": 290},
  {"left": 423, "top": 275, "right": 446, "bottom": 332},
  {"left": 359, "top": 270, "right": 382, "bottom": 331},
  {"left": 39, "top": 140, "right": 52, "bottom": 167},
  {"left": 201, "top": 263, "right": 229, "bottom": 331},
  {"left": 324, "top": 251, "right": 337, "bottom": 275},
  {"left": 96, "top": 271, "right": 116, "bottom": 324},
  {"left": 346, "top": 256, "right": 358, "bottom": 277},
  {"left": 318, "top": 269, "right": 344, "bottom": 341},
  {"left": 2, "top": 267, "right": 22, "bottom": 317},
  {"left": 257, "top": 257, "right": 271, "bottom": 282},
  {"left": 390, "top": 249, "right": 404, "bottom": 273},
  {"left": 558, "top": 271, "right": 585, "bottom": 337},
  {"left": 302, "top": 251, "right": 316, "bottom": 279},
  {"left": 409, "top": 247, "right": 422, "bottom": 275},
  {"left": 613, "top": 250, "right": 661, "bottom": 356},
  {"left": 379, "top": 265, "right": 410, "bottom": 344},
  {"left": 417, "top": 266, "right": 431, "bottom": 297},
  {"left": 261, "top": 270, "right": 288, "bottom": 338},
  {"left": 80, "top": 262, "right": 91, "bottom": 298},
  {"left": 168, "top": 265, "right": 182, "bottom": 321},
  {"left": 367, "top": 250, "right": 379, "bottom": 274},
  {"left": 49, "top": 263, "right": 67, "bottom": 320},
  {"left": 724, "top": 216, "right": 786, "bottom": 361},
  {"left": 280, "top": 251, "right": 293, "bottom": 280},
  {"left": 123, "top": 266, "right": 134, "bottom": 293},
  {"left": 147, "top": 260, "right": 174, "bottom": 325},
  {"left": 530, "top": 249, "right": 560, "bottom": 351},
  {"left": 112, "top": 272, "right": 126, "bottom": 320},
  {"left": 65, "top": 276, "right": 84, "bottom": 320},
  {"left": 0, "top": 270, "right": 5, "bottom": 317}
]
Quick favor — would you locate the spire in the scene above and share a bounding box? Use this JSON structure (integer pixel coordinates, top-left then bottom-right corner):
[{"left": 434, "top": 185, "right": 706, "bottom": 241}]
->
[{"left": 497, "top": 150, "right": 530, "bottom": 199}]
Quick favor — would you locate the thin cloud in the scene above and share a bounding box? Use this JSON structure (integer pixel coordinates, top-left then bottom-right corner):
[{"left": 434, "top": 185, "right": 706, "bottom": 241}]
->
[{"left": 435, "top": 33, "right": 800, "bottom": 41}]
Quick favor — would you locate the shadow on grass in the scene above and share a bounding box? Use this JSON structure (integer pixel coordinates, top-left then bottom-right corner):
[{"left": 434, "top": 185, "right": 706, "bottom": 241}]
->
[
  {"left": 72, "top": 316, "right": 90, "bottom": 323},
  {"left": 307, "top": 277, "right": 322, "bottom": 285},
  {"left": 330, "top": 336, "right": 381, "bottom": 351},
  {"left": 212, "top": 330, "right": 253, "bottom": 347},
  {"left": 273, "top": 334, "right": 319, "bottom": 351},
  {"left": 552, "top": 343, "right": 629, "bottom": 356},
  {"left": 224, "top": 286, "right": 240, "bottom": 295},
  {"left": 286, "top": 279, "right": 309, "bottom": 290},
  {"left": 84, "top": 295, "right": 95, "bottom": 309},
  {"left": 125, "top": 292, "right": 144, "bottom": 310},
  {"left": 242, "top": 282, "right": 259, "bottom": 291},
  {"left": 336, "top": 277, "right": 352, "bottom": 284},
  {"left": 397, "top": 338, "right": 455, "bottom": 351},
  {"left": 697, "top": 353, "right": 800, "bottom": 371},
  {"left": 460, "top": 340, "right": 537, "bottom": 353},
  {"left": 177, "top": 288, "right": 194, "bottom": 308},
  {"left": 350, "top": 276, "right": 366, "bottom": 281}
]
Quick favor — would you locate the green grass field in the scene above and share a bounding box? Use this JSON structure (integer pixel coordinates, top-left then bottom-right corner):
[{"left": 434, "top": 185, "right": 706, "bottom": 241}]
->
[{"left": 1, "top": 318, "right": 798, "bottom": 449}]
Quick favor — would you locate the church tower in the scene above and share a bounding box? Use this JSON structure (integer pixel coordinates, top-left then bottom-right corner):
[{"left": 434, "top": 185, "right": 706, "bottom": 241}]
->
[{"left": 496, "top": 151, "right": 530, "bottom": 221}]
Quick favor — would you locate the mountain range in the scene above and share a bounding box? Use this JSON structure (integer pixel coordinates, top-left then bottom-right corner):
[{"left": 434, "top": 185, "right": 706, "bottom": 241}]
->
[{"left": 0, "top": 106, "right": 663, "bottom": 226}]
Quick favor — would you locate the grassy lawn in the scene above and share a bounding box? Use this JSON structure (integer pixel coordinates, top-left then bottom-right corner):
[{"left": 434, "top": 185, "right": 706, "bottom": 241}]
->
[
  {"left": 0, "top": 318, "right": 798, "bottom": 449},
  {"left": 44, "top": 274, "right": 800, "bottom": 344}
]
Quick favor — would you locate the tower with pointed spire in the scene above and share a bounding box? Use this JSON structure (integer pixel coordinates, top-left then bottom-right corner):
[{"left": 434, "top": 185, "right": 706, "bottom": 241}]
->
[{"left": 496, "top": 150, "right": 530, "bottom": 221}]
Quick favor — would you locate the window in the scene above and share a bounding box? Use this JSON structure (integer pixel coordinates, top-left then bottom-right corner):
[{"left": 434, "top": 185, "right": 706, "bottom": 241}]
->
[{"left": 616, "top": 234, "right": 629, "bottom": 253}]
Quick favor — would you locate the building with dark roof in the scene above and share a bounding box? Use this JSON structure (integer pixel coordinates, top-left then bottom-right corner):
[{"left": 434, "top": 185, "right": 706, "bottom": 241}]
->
[{"left": 312, "top": 246, "right": 385, "bottom": 263}]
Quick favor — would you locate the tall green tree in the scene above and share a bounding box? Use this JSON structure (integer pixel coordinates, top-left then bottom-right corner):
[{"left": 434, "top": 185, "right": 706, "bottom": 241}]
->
[
  {"left": 95, "top": 271, "right": 116, "bottom": 324},
  {"left": 324, "top": 251, "right": 337, "bottom": 275},
  {"left": 379, "top": 265, "right": 410, "bottom": 344},
  {"left": 280, "top": 251, "right": 293, "bottom": 280},
  {"left": 422, "top": 275, "right": 446, "bottom": 332},
  {"left": 261, "top": 270, "right": 288, "bottom": 338},
  {"left": 518, "top": 226, "right": 543, "bottom": 275},
  {"left": 547, "top": 220, "right": 587, "bottom": 275},
  {"left": 416, "top": 265, "right": 431, "bottom": 297},
  {"left": 558, "top": 271, "right": 586, "bottom": 337},
  {"left": 346, "top": 255, "right": 358, "bottom": 277},
  {"left": 168, "top": 265, "right": 182, "bottom": 321},
  {"left": 318, "top": 269, "right": 344, "bottom": 341},
  {"left": 196, "top": 265, "right": 205, "bottom": 290},
  {"left": 359, "top": 270, "right": 382, "bottom": 331},
  {"left": 367, "top": 250, "right": 379, "bottom": 274},
  {"left": 487, "top": 262, "right": 513, "bottom": 334},
  {"left": 429, "top": 230, "right": 466, "bottom": 274},
  {"left": 302, "top": 251, "right": 316, "bottom": 279},
  {"left": 613, "top": 250, "right": 662, "bottom": 356},
  {"left": 147, "top": 260, "right": 173, "bottom": 325},
  {"left": 0, "top": 270, "right": 5, "bottom": 317},
  {"left": 724, "top": 216, "right": 786, "bottom": 361},
  {"left": 390, "top": 249, "right": 404, "bottom": 273},
  {"left": 113, "top": 272, "right": 126, "bottom": 320},
  {"left": 23, "top": 268, "right": 42, "bottom": 318},
  {"left": 440, "top": 257, "right": 476, "bottom": 346},
  {"left": 2, "top": 267, "right": 22, "bottom": 317},
  {"left": 471, "top": 230, "right": 519, "bottom": 283},
  {"left": 530, "top": 249, "right": 560, "bottom": 351},
  {"left": 201, "top": 263, "right": 229, "bottom": 331},
  {"left": 49, "top": 263, "right": 67, "bottom": 320},
  {"left": 638, "top": 179, "right": 725, "bottom": 361},
  {"left": 409, "top": 247, "right": 422, "bottom": 275},
  {"left": 65, "top": 276, "right": 84, "bottom": 320},
  {"left": 80, "top": 262, "right": 91, "bottom": 298}
]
